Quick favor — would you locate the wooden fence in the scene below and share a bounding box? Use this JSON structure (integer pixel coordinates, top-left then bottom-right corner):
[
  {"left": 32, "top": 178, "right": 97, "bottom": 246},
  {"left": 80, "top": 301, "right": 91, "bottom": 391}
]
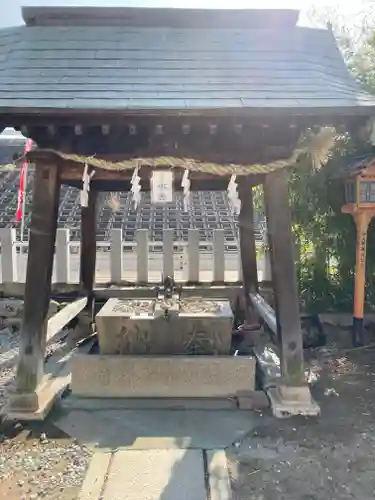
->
[{"left": 0, "top": 227, "right": 274, "bottom": 285}]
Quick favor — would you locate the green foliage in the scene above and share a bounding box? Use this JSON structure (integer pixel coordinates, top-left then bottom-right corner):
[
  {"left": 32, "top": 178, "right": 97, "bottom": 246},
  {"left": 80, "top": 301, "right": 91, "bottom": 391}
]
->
[
  {"left": 287, "top": 17, "right": 375, "bottom": 312},
  {"left": 347, "top": 29, "right": 375, "bottom": 92},
  {"left": 290, "top": 142, "right": 354, "bottom": 311}
]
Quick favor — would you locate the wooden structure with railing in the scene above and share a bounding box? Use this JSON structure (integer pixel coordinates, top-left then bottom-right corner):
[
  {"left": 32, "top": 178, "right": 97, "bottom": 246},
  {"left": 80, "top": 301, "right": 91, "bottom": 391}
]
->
[
  {"left": 1, "top": 6, "right": 375, "bottom": 418},
  {"left": 0, "top": 227, "right": 248, "bottom": 285}
]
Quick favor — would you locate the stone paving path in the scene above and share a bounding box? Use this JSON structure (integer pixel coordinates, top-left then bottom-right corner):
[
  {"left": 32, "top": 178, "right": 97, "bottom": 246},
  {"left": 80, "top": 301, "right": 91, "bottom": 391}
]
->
[
  {"left": 79, "top": 448, "right": 231, "bottom": 500},
  {"left": 54, "top": 403, "right": 245, "bottom": 499}
]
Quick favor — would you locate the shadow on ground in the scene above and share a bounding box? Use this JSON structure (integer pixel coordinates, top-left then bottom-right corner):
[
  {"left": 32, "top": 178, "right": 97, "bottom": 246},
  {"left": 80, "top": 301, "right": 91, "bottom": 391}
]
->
[{"left": 228, "top": 340, "right": 375, "bottom": 500}]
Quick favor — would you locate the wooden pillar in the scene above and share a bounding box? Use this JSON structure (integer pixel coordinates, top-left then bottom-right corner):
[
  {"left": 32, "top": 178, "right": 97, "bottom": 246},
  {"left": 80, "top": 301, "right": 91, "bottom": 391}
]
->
[
  {"left": 80, "top": 190, "right": 97, "bottom": 311},
  {"left": 352, "top": 211, "right": 373, "bottom": 345},
  {"left": 15, "top": 161, "right": 60, "bottom": 398},
  {"left": 238, "top": 180, "right": 258, "bottom": 295},
  {"left": 264, "top": 170, "right": 304, "bottom": 386},
  {"left": 237, "top": 180, "right": 259, "bottom": 325}
]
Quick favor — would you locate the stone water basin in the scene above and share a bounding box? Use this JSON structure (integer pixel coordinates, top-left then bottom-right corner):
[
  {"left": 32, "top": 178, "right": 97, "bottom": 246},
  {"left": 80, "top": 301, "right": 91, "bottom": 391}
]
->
[{"left": 96, "top": 297, "right": 233, "bottom": 355}]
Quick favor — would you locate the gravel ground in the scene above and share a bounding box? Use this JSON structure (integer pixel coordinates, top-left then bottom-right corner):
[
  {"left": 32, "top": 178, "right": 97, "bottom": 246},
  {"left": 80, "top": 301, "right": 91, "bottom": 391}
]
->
[
  {"left": 0, "top": 427, "right": 91, "bottom": 500},
  {"left": 0, "top": 319, "right": 92, "bottom": 500},
  {"left": 228, "top": 327, "right": 375, "bottom": 500}
]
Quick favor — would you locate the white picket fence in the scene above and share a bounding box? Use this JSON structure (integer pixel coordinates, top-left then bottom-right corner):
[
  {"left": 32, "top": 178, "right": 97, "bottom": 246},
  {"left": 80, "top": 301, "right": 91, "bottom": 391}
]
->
[{"left": 0, "top": 228, "right": 268, "bottom": 284}]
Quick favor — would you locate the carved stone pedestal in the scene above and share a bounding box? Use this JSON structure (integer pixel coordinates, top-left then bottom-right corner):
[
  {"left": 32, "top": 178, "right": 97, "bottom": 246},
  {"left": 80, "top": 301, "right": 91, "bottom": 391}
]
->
[
  {"left": 267, "top": 384, "right": 320, "bottom": 418},
  {"left": 3, "top": 371, "right": 70, "bottom": 421},
  {"left": 1, "top": 342, "right": 91, "bottom": 421}
]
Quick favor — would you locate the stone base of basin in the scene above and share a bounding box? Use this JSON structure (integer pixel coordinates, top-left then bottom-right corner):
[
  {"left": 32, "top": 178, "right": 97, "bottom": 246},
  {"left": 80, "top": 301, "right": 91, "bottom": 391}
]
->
[{"left": 71, "top": 354, "right": 255, "bottom": 399}]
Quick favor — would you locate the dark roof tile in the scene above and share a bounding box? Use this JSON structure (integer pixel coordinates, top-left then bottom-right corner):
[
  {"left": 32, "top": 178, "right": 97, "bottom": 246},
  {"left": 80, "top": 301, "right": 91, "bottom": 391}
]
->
[{"left": 0, "top": 7, "right": 374, "bottom": 115}]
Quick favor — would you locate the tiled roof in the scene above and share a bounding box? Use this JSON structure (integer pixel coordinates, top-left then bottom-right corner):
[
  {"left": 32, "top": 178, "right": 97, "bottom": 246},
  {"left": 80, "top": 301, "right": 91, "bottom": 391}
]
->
[
  {"left": 341, "top": 153, "right": 375, "bottom": 177},
  {"left": 0, "top": 7, "right": 375, "bottom": 115}
]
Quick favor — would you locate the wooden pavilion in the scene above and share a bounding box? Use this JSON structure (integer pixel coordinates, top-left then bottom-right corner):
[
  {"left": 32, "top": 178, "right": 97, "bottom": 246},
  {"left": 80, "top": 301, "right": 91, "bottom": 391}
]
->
[{"left": 1, "top": 6, "right": 375, "bottom": 417}]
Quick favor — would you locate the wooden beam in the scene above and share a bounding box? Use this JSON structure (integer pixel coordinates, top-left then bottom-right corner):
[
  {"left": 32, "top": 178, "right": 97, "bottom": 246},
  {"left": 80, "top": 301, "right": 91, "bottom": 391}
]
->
[
  {"left": 46, "top": 297, "right": 87, "bottom": 342},
  {"left": 62, "top": 178, "right": 250, "bottom": 192},
  {"left": 264, "top": 170, "right": 304, "bottom": 385},
  {"left": 238, "top": 181, "right": 258, "bottom": 296},
  {"left": 51, "top": 157, "right": 265, "bottom": 191},
  {"left": 59, "top": 163, "right": 231, "bottom": 183},
  {"left": 26, "top": 126, "right": 297, "bottom": 165},
  {"left": 16, "top": 160, "right": 61, "bottom": 397},
  {"left": 80, "top": 190, "right": 97, "bottom": 303},
  {"left": 10, "top": 112, "right": 357, "bottom": 128},
  {"left": 56, "top": 159, "right": 265, "bottom": 190}
]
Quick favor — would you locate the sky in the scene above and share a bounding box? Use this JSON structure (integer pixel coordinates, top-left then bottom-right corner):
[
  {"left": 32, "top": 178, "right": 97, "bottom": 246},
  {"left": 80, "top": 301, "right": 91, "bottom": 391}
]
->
[{"left": 0, "top": 0, "right": 373, "bottom": 29}]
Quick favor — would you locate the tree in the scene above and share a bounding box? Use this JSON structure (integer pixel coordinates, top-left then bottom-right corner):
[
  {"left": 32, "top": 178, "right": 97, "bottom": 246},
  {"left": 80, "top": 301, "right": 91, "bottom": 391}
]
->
[{"left": 283, "top": 4, "right": 375, "bottom": 311}]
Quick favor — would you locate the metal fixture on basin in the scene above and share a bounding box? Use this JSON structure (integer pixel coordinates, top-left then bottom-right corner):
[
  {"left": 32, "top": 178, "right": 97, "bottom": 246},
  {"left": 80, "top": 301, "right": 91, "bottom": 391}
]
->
[{"left": 155, "top": 276, "right": 181, "bottom": 320}]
